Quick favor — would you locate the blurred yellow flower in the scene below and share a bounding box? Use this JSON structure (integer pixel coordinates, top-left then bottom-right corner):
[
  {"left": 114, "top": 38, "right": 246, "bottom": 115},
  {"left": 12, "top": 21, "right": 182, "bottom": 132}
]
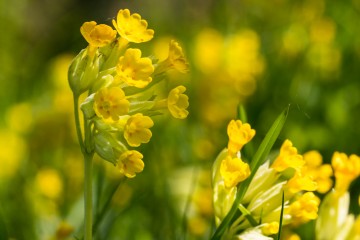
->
[
  {"left": 261, "top": 222, "right": 279, "bottom": 236},
  {"left": 5, "top": 102, "right": 33, "bottom": 134},
  {"left": 220, "top": 155, "right": 250, "bottom": 188},
  {"left": 227, "top": 120, "right": 255, "bottom": 155},
  {"left": 288, "top": 192, "right": 320, "bottom": 225},
  {"left": 193, "top": 28, "right": 223, "bottom": 73},
  {"left": 124, "top": 113, "right": 154, "bottom": 147},
  {"left": 55, "top": 221, "right": 74, "bottom": 240},
  {"left": 35, "top": 169, "right": 63, "bottom": 199},
  {"left": 112, "top": 9, "right": 154, "bottom": 43},
  {"left": 0, "top": 130, "right": 26, "bottom": 179},
  {"left": 272, "top": 139, "right": 304, "bottom": 172},
  {"left": 94, "top": 87, "right": 129, "bottom": 121},
  {"left": 116, "top": 48, "right": 154, "bottom": 88},
  {"left": 167, "top": 85, "right": 189, "bottom": 119},
  {"left": 118, "top": 150, "right": 144, "bottom": 178},
  {"left": 80, "top": 21, "right": 117, "bottom": 57},
  {"left": 303, "top": 150, "right": 333, "bottom": 193},
  {"left": 332, "top": 152, "right": 360, "bottom": 194}
]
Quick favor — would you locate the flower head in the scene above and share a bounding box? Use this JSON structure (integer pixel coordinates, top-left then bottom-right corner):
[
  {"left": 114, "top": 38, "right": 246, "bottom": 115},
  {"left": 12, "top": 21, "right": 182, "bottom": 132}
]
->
[
  {"left": 116, "top": 48, "right": 154, "bottom": 88},
  {"left": 124, "top": 113, "right": 154, "bottom": 147},
  {"left": 118, "top": 150, "right": 144, "bottom": 178},
  {"left": 261, "top": 222, "right": 279, "bottom": 236},
  {"left": 80, "top": 21, "right": 117, "bottom": 57},
  {"left": 112, "top": 9, "right": 154, "bottom": 43},
  {"left": 332, "top": 152, "right": 360, "bottom": 194},
  {"left": 303, "top": 150, "right": 333, "bottom": 194},
  {"left": 288, "top": 192, "right": 320, "bottom": 225},
  {"left": 163, "top": 40, "right": 189, "bottom": 73},
  {"left": 227, "top": 120, "right": 255, "bottom": 155},
  {"left": 285, "top": 171, "right": 317, "bottom": 194},
  {"left": 167, "top": 85, "right": 189, "bottom": 119},
  {"left": 94, "top": 87, "right": 129, "bottom": 121},
  {"left": 271, "top": 139, "right": 304, "bottom": 172},
  {"left": 220, "top": 155, "right": 251, "bottom": 188}
]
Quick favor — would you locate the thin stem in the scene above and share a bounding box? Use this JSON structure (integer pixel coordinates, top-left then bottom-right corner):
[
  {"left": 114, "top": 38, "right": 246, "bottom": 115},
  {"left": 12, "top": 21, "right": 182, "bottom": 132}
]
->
[
  {"left": 73, "top": 94, "right": 85, "bottom": 152},
  {"left": 84, "top": 153, "right": 93, "bottom": 240}
]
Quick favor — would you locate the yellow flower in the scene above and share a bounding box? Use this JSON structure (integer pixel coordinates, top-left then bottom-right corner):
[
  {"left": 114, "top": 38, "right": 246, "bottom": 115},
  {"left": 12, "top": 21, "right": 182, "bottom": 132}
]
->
[
  {"left": 271, "top": 139, "right": 304, "bottom": 172},
  {"left": 332, "top": 152, "right": 360, "bottom": 194},
  {"left": 167, "top": 85, "right": 189, "bottom": 119},
  {"left": 227, "top": 120, "right": 255, "bottom": 155},
  {"left": 118, "top": 150, "right": 144, "bottom": 178},
  {"left": 116, "top": 48, "right": 154, "bottom": 88},
  {"left": 285, "top": 171, "right": 317, "bottom": 194},
  {"left": 35, "top": 169, "right": 63, "bottom": 199},
  {"left": 160, "top": 40, "right": 189, "bottom": 73},
  {"left": 94, "top": 87, "right": 129, "bottom": 121},
  {"left": 80, "top": 21, "right": 117, "bottom": 57},
  {"left": 261, "top": 222, "right": 279, "bottom": 236},
  {"left": 112, "top": 9, "right": 154, "bottom": 43},
  {"left": 288, "top": 192, "right": 320, "bottom": 225},
  {"left": 220, "top": 155, "right": 251, "bottom": 188},
  {"left": 303, "top": 150, "right": 333, "bottom": 194},
  {"left": 124, "top": 113, "right": 154, "bottom": 147}
]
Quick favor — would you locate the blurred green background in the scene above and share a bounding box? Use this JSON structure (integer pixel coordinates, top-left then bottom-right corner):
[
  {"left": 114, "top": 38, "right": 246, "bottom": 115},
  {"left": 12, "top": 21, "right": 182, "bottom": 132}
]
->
[{"left": 1, "top": 0, "right": 360, "bottom": 239}]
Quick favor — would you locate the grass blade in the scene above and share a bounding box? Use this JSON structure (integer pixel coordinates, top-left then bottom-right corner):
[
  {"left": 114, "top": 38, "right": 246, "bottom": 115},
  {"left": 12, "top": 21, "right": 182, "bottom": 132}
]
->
[{"left": 277, "top": 191, "right": 285, "bottom": 240}]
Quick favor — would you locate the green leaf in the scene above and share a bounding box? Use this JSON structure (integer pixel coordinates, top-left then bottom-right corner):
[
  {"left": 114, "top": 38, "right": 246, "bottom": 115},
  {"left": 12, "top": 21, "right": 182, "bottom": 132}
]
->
[
  {"left": 277, "top": 191, "right": 285, "bottom": 240},
  {"left": 211, "top": 106, "right": 289, "bottom": 240}
]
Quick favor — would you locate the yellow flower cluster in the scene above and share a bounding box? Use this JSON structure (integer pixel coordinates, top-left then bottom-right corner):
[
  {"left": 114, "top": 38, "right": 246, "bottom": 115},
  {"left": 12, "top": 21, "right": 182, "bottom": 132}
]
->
[
  {"left": 212, "top": 122, "right": 335, "bottom": 239},
  {"left": 68, "top": 9, "right": 189, "bottom": 178}
]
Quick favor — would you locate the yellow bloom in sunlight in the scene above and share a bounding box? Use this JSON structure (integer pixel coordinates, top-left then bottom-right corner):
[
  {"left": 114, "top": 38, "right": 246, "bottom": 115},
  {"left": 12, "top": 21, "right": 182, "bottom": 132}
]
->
[
  {"left": 112, "top": 9, "right": 154, "bottom": 43},
  {"left": 261, "top": 222, "right": 279, "bottom": 236},
  {"left": 271, "top": 139, "right": 304, "bottom": 172},
  {"left": 288, "top": 192, "right": 320, "bottom": 225},
  {"left": 227, "top": 120, "right": 255, "bottom": 155},
  {"left": 167, "top": 85, "right": 189, "bottom": 119},
  {"left": 124, "top": 113, "right": 154, "bottom": 147},
  {"left": 94, "top": 87, "right": 130, "bottom": 121},
  {"left": 285, "top": 171, "right": 317, "bottom": 194},
  {"left": 116, "top": 48, "right": 154, "bottom": 88},
  {"left": 80, "top": 21, "right": 117, "bottom": 56},
  {"left": 303, "top": 150, "right": 333, "bottom": 194},
  {"left": 163, "top": 40, "right": 189, "bottom": 73},
  {"left": 220, "top": 155, "right": 250, "bottom": 188},
  {"left": 332, "top": 152, "right": 360, "bottom": 194},
  {"left": 35, "top": 169, "right": 63, "bottom": 199},
  {"left": 118, "top": 150, "right": 144, "bottom": 178}
]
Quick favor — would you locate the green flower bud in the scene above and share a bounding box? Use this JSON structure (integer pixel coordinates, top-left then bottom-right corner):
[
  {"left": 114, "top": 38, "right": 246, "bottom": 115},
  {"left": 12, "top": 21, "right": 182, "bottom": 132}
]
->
[
  {"left": 80, "top": 94, "right": 96, "bottom": 119},
  {"left": 68, "top": 49, "right": 100, "bottom": 96}
]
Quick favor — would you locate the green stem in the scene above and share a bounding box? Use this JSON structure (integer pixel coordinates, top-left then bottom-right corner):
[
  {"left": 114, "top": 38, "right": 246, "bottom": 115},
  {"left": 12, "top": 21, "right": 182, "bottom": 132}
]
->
[
  {"left": 73, "top": 94, "right": 85, "bottom": 153},
  {"left": 84, "top": 153, "right": 93, "bottom": 240}
]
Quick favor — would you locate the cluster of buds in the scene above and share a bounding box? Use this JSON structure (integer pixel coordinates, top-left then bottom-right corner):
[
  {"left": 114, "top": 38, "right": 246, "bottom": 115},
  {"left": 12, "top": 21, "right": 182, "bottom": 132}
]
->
[
  {"left": 212, "top": 120, "right": 333, "bottom": 239},
  {"left": 68, "top": 9, "right": 189, "bottom": 178}
]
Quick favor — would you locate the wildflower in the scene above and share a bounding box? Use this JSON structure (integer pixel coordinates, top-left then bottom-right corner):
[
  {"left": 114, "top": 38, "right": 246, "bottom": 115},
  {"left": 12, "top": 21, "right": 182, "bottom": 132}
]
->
[
  {"left": 303, "top": 150, "right": 333, "bottom": 194},
  {"left": 271, "top": 139, "right": 304, "bottom": 172},
  {"left": 112, "top": 9, "right": 154, "bottom": 43},
  {"left": 331, "top": 152, "right": 360, "bottom": 195},
  {"left": 285, "top": 171, "right": 317, "bottom": 194},
  {"left": 115, "top": 48, "right": 154, "bottom": 88},
  {"left": 118, "top": 150, "right": 144, "bottom": 178},
  {"left": 156, "top": 40, "right": 189, "bottom": 73},
  {"left": 80, "top": 21, "right": 117, "bottom": 57},
  {"left": 124, "top": 113, "right": 154, "bottom": 147},
  {"left": 167, "top": 85, "right": 189, "bottom": 119},
  {"left": 93, "top": 87, "right": 130, "bottom": 121},
  {"left": 261, "top": 222, "right": 279, "bottom": 236},
  {"left": 227, "top": 119, "right": 255, "bottom": 155},
  {"left": 220, "top": 155, "right": 251, "bottom": 188},
  {"left": 288, "top": 192, "right": 320, "bottom": 225}
]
